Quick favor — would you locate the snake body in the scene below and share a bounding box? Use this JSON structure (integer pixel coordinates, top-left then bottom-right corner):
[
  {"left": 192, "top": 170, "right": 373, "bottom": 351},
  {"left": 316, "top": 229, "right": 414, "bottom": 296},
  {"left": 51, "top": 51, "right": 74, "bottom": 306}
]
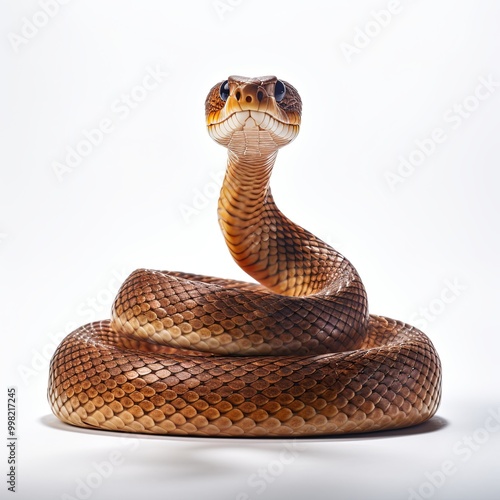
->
[{"left": 48, "top": 76, "right": 441, "bottom": 436}]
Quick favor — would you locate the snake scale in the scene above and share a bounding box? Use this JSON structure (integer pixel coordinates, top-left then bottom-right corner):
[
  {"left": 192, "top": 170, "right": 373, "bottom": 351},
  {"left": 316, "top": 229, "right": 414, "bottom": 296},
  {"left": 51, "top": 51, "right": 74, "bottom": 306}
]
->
[{"left": 48, "top": 76, "right": 442, "bottom": 437}]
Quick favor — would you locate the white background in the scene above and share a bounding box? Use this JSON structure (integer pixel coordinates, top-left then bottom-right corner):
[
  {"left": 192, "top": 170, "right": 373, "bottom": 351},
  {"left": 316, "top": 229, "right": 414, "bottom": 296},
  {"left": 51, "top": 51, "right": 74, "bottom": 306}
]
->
[{"left": 1, "top": 1, "right": 499, "bottom": 499}]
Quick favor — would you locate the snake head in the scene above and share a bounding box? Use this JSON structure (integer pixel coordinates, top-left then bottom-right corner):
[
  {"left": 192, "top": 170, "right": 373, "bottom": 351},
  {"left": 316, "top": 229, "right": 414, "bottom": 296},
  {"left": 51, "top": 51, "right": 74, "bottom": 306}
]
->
[{"left": 205, "top": 75, "right": 302, "bottom": 155}]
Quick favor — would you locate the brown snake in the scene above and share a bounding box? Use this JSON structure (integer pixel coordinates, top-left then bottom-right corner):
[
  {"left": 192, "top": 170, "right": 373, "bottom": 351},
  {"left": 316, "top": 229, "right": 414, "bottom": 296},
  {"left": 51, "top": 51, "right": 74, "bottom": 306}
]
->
[{"left": 48, "top": 75, "right": 442, "bottom": 437}]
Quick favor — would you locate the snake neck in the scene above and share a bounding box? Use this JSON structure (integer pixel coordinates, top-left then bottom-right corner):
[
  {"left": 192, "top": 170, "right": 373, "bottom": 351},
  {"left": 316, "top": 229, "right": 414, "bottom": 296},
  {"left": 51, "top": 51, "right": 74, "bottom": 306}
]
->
[
  {"left": 218, "top": 150, "right": 362, "bottom": 297},
  {"left": 220, "top": 150, "right": 276, "bottom": 208}
]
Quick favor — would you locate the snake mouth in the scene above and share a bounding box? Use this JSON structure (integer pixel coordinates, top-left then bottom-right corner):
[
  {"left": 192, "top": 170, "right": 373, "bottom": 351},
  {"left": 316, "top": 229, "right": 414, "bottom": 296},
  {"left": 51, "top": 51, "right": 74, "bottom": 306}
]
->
[
  {"left": 207, "top": 110, "right": 300, "bottom": 154},
  {"left": 205, "top": 75, "right": 302, "bottom": 155}
]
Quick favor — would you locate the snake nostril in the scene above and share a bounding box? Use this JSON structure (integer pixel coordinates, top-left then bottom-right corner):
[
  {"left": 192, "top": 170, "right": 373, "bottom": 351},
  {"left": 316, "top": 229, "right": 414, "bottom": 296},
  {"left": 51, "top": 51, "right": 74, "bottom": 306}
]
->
[
  {"left": 235, "top": 91, "right": 241, "bottom": 101},
  {"left": 257, "top": 91, "right": 263, "bottom": 102},
  {"left": 245, "top": 96, "right": 252, "bottom": 103}
]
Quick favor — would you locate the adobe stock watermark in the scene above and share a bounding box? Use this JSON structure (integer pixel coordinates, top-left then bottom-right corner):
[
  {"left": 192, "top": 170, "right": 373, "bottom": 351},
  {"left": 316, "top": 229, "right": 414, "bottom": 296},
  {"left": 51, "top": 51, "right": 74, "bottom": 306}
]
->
[
  {"left": 179, "top": 169, "right": 224, "bottom": 223},
  {"left": 0, "top": 232, "right": 6, "bottom": 243},
  {"left": 234, "top": 441, "right": 304, "bottom": 500},
  {"left": 407, "top": 406, "right": 500, "bottom": 500},
  {"left": 322, "top": 233, "right": 345, "bottom": 254},
  {"left": 340, "top": 0, "right": 410, "bottom": 64},
  {"left": 7, "top": 0, "right": 74, "bottom": 53},
  {"left": 409, "top": 277, "right": 466, "bottom": 331},
  {"left": 61, "top": 438, "right": 139, "bottom": 500},
  {"left": 17, "top": 269, "right": 128, "bottom": 384},
  {"left": 52, "top": 64, "right": 170, "bottom": 183},
  {"left": 385, "top": 74, "right": 499, "bottom": 191},
  {"left": 213, "top": 0, "right": 245, "bottom": 21}
]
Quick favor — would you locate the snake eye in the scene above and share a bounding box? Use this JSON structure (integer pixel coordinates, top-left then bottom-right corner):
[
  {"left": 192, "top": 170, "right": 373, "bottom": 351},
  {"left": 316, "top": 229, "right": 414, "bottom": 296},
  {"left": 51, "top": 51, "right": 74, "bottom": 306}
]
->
[
  {"left": 219, "top": 80, "right": 230, "bottom": 101},
  {"left": 274, "top": 80, "right": 286, "bottom": 102}
]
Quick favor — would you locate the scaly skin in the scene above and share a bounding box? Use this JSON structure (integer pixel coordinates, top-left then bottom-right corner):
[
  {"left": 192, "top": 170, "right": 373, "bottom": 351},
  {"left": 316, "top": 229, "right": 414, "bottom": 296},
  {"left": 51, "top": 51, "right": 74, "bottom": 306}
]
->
[{"left": 48, "top": 75, "right": 441, "bottom": 436}]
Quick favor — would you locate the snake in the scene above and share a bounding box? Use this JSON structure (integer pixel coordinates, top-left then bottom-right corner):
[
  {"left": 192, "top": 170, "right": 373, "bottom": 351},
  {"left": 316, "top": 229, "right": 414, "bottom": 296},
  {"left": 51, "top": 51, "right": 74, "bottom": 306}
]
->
[{"left": 48, "top": 75, "right": 442, "bottom": 437}]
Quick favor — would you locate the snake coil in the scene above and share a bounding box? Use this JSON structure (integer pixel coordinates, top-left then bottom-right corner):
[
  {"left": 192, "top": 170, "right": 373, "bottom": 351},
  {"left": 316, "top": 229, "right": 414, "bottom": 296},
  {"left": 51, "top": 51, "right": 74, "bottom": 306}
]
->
[{"left": 48, "top": 76, "right": 441, "bottom": 437}]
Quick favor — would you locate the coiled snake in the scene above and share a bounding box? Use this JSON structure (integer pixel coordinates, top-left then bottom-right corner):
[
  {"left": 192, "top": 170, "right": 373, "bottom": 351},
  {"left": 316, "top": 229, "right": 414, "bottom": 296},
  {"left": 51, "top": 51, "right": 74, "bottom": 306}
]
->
[{"left": 48, "top": 76, "right": 442, "bottom": 436}]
